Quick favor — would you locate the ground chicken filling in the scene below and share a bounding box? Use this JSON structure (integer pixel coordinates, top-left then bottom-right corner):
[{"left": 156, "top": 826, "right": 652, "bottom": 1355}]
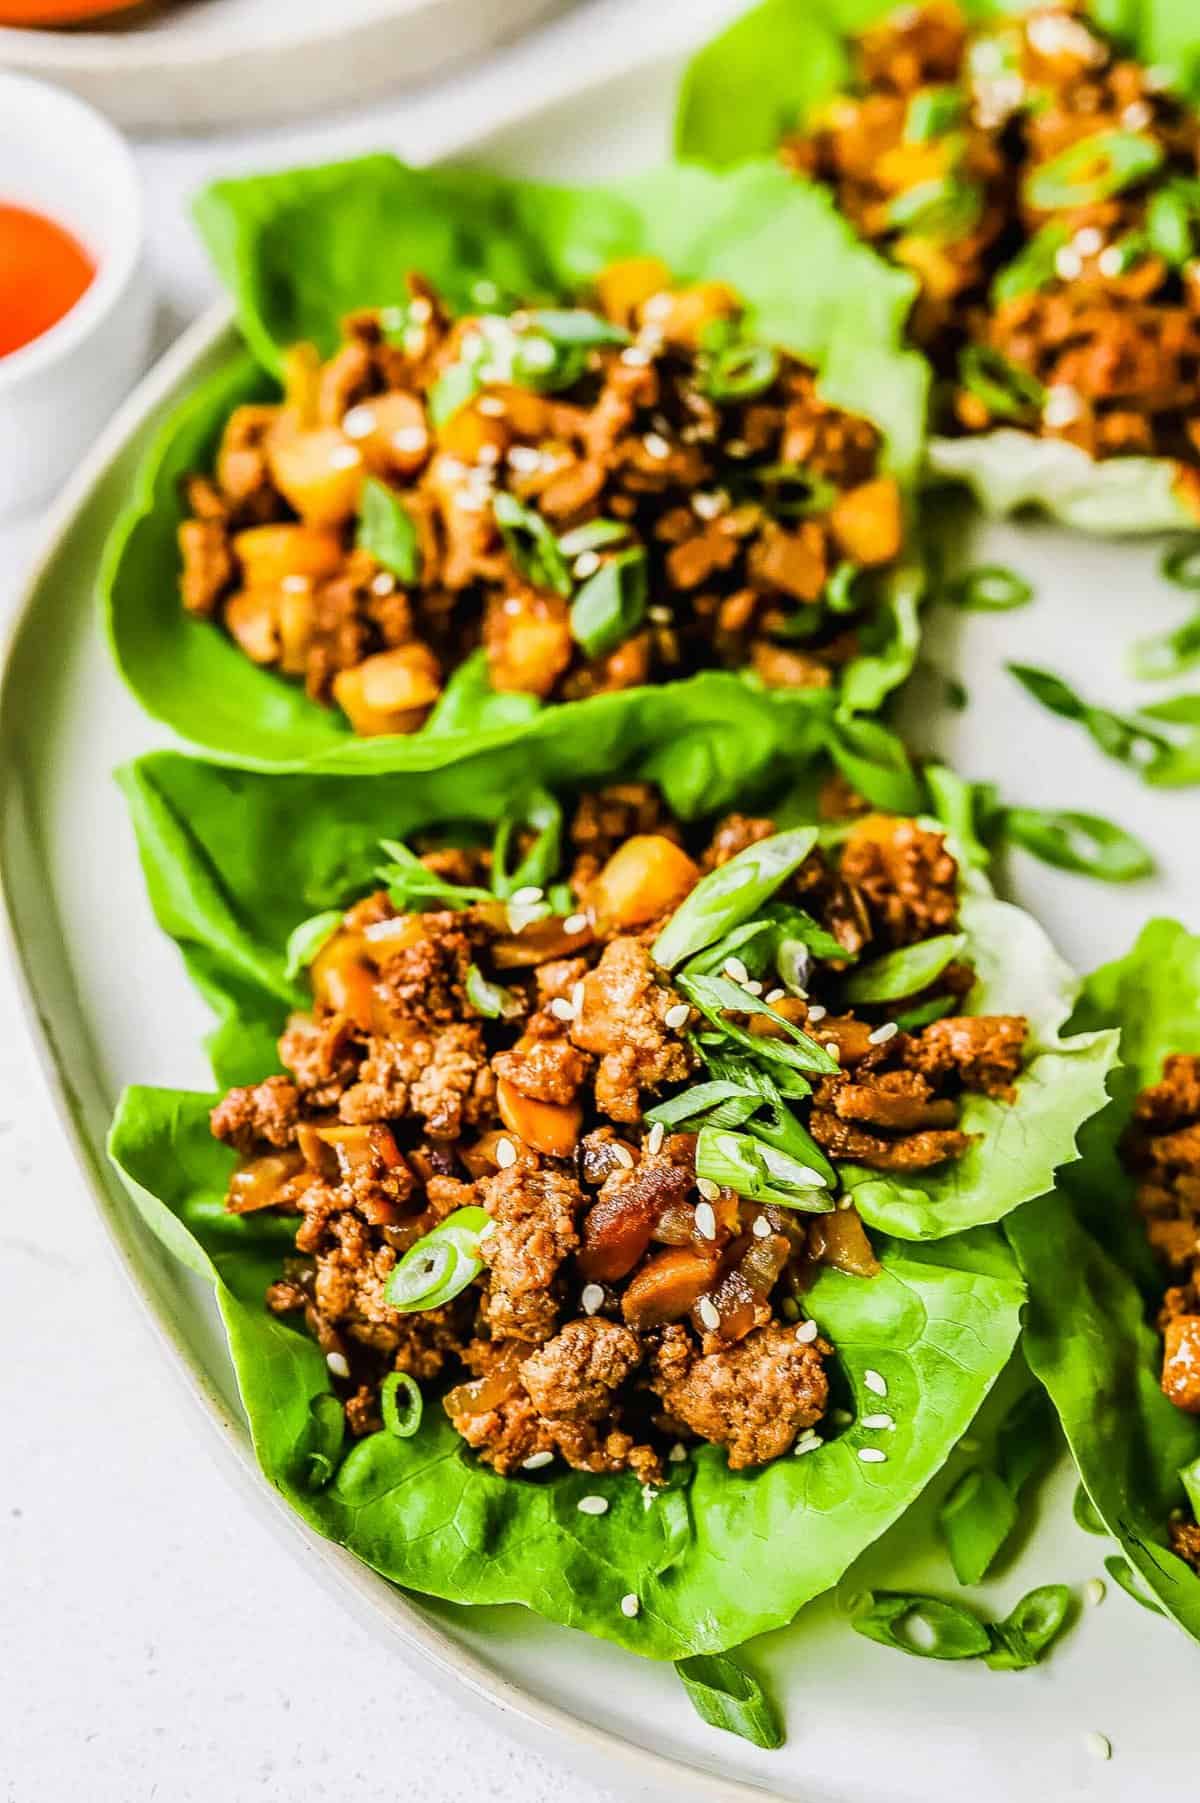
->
[
  {"left": 178, "top": 266, "right": 905, "bottom": 736},
  {"left": 210, "top": 786, "right": 1027, "bottom": 1481},
  {"left": 785, "top": 0, "right": 1200, "bottom": 492},
  {"left": 1122, "top": 1052, "right": 1200, "bottom": 1570}
]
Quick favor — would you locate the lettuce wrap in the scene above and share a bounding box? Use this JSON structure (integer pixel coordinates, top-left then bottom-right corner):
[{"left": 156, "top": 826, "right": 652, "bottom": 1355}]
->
[
  {"left": 1005, "top": 919, "right": 1200, "bottom": 1641},
  {"left": 104, "top": 155, "right": 929, "bottom": 773},
  {"left": 102, "top": 747, "right": 1119, "bottom": 1663},
  {"left": 676, "top": 0, "right": 1200, "bottom": 533}
]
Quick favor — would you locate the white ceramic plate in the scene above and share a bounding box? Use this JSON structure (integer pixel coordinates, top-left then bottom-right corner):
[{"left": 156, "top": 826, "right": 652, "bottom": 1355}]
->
[
  {"left": 2, "top": 50, "right": 1199, "bottom": 1803},
  {"left": 0, "top": 0, "right": 570, "bottom": 129}
]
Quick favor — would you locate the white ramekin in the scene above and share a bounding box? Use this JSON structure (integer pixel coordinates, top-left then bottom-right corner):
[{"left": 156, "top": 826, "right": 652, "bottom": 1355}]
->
[{"left": 0, "top": 71, "right": 152, "bottom": 517}]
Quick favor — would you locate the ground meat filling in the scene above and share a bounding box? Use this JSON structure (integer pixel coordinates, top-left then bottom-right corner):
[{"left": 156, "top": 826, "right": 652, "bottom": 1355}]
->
[
  {"left": 177, "top": 268, "right": 905, "bottom": 736},
  {"left": 1123, "top": 1054, "right": 1200, "bottom": 1418},
  {"left": 210, "top": 785, "right": 1027, "bottom": 1479},
  {"left": 784, "top": 1, "right": 1200, "bottom": 489}
]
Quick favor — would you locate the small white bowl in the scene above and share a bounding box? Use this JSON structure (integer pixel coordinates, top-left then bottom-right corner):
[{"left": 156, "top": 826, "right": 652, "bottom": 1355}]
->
[{"left": 0, "top": 71, "right": 152, "bottom": 517}]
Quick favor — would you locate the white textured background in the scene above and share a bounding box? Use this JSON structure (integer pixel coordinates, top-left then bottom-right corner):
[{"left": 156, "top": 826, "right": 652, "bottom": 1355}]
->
[{"left": 0, "top": 4, "right": 741, "bottom": 1799}]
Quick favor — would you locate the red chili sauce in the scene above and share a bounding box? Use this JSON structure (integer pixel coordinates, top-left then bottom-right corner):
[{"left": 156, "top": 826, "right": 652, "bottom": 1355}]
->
[{"left": 0, "top": 202, "right": 96, "bottom": 359}]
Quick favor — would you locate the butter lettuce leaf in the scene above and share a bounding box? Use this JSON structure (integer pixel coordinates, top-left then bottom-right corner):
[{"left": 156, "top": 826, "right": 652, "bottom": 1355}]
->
[
  {"left": 108, "top": 1078, "right": 1023, "bottom": 1661},
  {"left": 926, "top": 431, "right": 1196, "bottom": 535}
]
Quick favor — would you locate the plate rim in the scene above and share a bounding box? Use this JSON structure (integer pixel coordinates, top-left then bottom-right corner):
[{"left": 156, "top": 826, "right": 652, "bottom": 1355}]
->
[{"left": 0, "top": 92, "right": 796, "bottom": 1803}]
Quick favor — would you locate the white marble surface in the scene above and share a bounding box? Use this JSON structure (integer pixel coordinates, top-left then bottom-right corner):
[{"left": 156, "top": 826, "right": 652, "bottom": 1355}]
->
[{"left": 0, "top": 5, "right": 741, "bottom": 1799}]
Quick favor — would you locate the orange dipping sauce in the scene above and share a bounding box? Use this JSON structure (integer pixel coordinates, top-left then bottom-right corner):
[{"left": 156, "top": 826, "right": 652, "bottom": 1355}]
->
[{"left": 0, "top": 202, "right": 96, "bottom": 359}]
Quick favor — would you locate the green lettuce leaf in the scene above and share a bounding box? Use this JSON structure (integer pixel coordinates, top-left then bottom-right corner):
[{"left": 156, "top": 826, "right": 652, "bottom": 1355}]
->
[
  {"left": 108, "top": 1078, "right": 1024, "bottom": 1660},
  {"left": 104, "top": 154, "right": 927, "bottom": 773},
  {"left": 1004, "top": 918, "right": 1200, "bottom": 1642},
  {"left": 842, "top": 888, "right": 1119, "bottom": 1241},
  {"left": 926, "top": 430, "right": 1195, "bottom": 534}
]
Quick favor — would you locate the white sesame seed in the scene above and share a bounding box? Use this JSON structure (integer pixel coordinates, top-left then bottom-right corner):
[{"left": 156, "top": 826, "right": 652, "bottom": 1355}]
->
[
  {"left": 454, "top": 489, "right": 488, "bottom": 514},
  {"left": 621, "top": 345, "right": 653, "bottom": 367},
  {"left": 837, "top": 1196, "right": 853, "bottom": 1210},
  {"left": 698, "top": 1297, "right": 721, "bottom": 1332},
  {"left": 326, "top": 1351, "right": 350, "bottom": 1379},
  {"left": 570, "top": 980, "right": 586, "bottom": 1014},
  {"left": 696, "top": 1177, "right": 720, "bottom": 1202},
  {"left": 1122, "top": 100, "right": 1152, "bottom": 130},
  {"left": 620, "top": 1593, "right": 640, "bottom": 1618},
  {"left": 565, "top": 913, "right": 589, "bottom": 936},
  {"left": 1085, "top": 1733, "right": 1112, "bottom": 1763},
  {"left": 794, "top": 1433, "right": 822, "bottom": 1457},
  {"left": 726, "top": 439, "right": 750, "bottom": 459},
  {"left": 577, "top": 1495, "right": 609, "bottom": 1516},
  {"left": 765, "top": 988, "right": 785, "bottom": 1004},
  {"left": 1073, "top": 226, "right": 1104, "bottom": 257},
  {"left": 1055, "top": 246, "right": 1084, "bottom": 282},
  {"left": 694, "top": 1201, "right": 717, "bottom": 1240},
  {"left": 394, "top": 426, "right": 428, "bottom": 454},
  {"left": 858, "top": 1447, "right": 887, "bottom": 1464},
  {"left": 281, "top": 574, "right": 310, "bottom": 595},
  {"left": 369, "top": 571, "right": 396, "bottom": 597},
  {"left": 1085, "top": 1578, "right": 1107, "bottom": 1606},
  {"left": 476, "top": 395, "right": 507, "bottom": 417},
  {"left": 1098, "top": 245, "right": 1125, "bottom": 278},
  {"left": 329, "top": 443, "right": 362, "bottom": 471},
  {"left": 692, "top": 490, "right": 728, "bottom": 521},
  {"left": 795, "top": 1319, "right": 819, "bottom": 1344},
  {"left": 862, "top": 1413, "right": 894, "bottom": 1431},
  {"left": 668, "top": 1441, "right": 688, "bottom": 1463},
  {"left": 612, "top": 1143, "right": 635, "bottom": 1169},
  {"left": 477, "top": 443, "right": 501, "bottom": 468},
  {"left": 573, "top": 551, "right": 602, "bottom": 581},
  {"left": 502, "top": 596, "right": 523, "bottom": 615},
  {"left": 648, "top": 604, "right": 673, "bottom": 624},
  {"left": 864, "top": 1369, "right": 887, "bottom": 1397},
  {"left": 807, "top": 1004, "right": 827, "bottom": 1023},
  {"left": 522, "top": 1450, "right": 554, "bottom": 1470},
  {"left": 507, "top": 445, "right": 543, "bottom": 473},
  {"left": 1044, "top": 384, "right": 1084, "bottom": 428},
  {"left": 643, "top": 432, "right": 672, "bottom": 461},
  {"left": 723, "top": 956, "right": 749, "bottom": 983},
  {"left": 752, "top": 1215, "right": 772, "bottom": 1239},
  {"left": 342, "top": 404, "right": 377, "bottom": 439},
  {"left": 549, "top": 997, "right": 577, "bottom": 1022},
  {"left": 665, "top": 1002, "right": 691, "bottom": 1032},
  {"left": 868, "top": 1021, "right": 899, "bottom": 1046},
  {"left": 510, "top": 884, "right": 544, "bottom": 906},
  {"left": 824, "top": 1041, "right": 841, "bottom": 1060},
  {"left": 744, "top": 979, "right": 764, "bottom": 997},
  {"left": 495, "top": 1137, "right": 517, "bottom": 1169},
  {"left": 647, "top": 1121, "right": 665, "bottom": 1156},
  {"left": 581, "top": 1282, "right": 605, "bottom": 1315}
]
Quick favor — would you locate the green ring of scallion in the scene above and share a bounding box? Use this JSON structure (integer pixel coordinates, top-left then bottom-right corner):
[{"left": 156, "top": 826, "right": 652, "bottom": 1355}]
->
[
  {"left": 945, "top": 565, "right": 1033, "bottom": 612},
  {"left": 380, "top": 1371, "right": 424, "bottom": 1438},
  {"left": 1162, "top": 538, "right": 1200, "bottom": 590},
  {"left": 1024, "top": 129, "right": 1164, "bottom": 212},
  {"left": 704, "top": 342, "right": 779, "bottom": 402}
]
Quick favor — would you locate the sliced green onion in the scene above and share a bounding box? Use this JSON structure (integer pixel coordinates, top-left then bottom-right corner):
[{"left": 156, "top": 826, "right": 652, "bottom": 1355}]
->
[
  {"left": 677, "top": 971, "right": 839, "bottom": 1075},
  {"left": 823, "top": 561, "right": 860, "bottom": 614},
  {"left": 466, "top": 963, "right": 524, "bottom": 1020},
  {"left": 938, "top": 1469, "right": 1018, "bottom": 1588},
  {"left": 944, "top": 565, "right": 1033, "bottom": 612},
  {"left": 1162, "top": 538, "right": 1200, "bottom": 590},
  {"left": 1000, "top": 806, "right": 1154, "bottom": 882},
  {"left": 284, "top": 909, "right": 344, "bottom": 982},
  {"left": 923, "top": 763, "right": 991, "bottom": 870},
  {"left": 491, "top": 788, "right": 563, "bottom": 900},
  {"left": 695, "top": 1124, "right": 834, "bottom": 1213},
  {"left": 493, "top": 492, "right": 573, "bottom": 597},
  {"left": 652, "top": 827, "right": 817, "bottom": 971},
  {"left": 984, "top": 1584, "right": 1073, "bottom": 1670},
  {"left": 645, "top": 1080, "right": 761, "bottom": 1128},
  {"left": 751, "top": 463, "right": 838, "bottom": 518},
  {"left": 1147, "top": 181, "right": 1196, "bottom": 266},
  {"left": 675, "top": 1654, "right": 783, "bottom": 1751},
  {"left": 904, "top": 85, "right": 964, "bottom": 143},
  {"left": 824, "top": 717, "right": 927, "bottom": 815},
  {"left": 1128, "top": 610, "right": 1200, "bottom": 681},
  {"left": 378, "top": 838, "right": 494, "bottom": 910},
  {"left": 570, "top": 548, "right": 648, "bottom": 657},
  {"left": 765, "top": 902, "right": 850, "bottom": 966},
  {"left": 522, "top": 308, "right": 630, "bottom": 349},
  {"left": 991, "top": 223, "right": 1070, "bottom": 306},
  {"left": 885, "top": 174, "right": 983, "bottom": 240},
  {"left": 682, "top": 919, "right": 774, "bottom": 979},
  {"left": 383, "top": 1206, "right": 491, "bottom": 1313},
  {"left": 959, "top": 343, "right": 1045, "bottom": 421},
  {"left": 703, "top": 340, "right": 779, "bottom": 402},
  {"left": 844, "top": 933, "right": 967, "bottom": 1005},
  {"left": 851, "top": 1592, "right": 992, "bottom": 1661},
  {"left": 893, "top": 995, "right": 956, "bottom": 1031},
  {"left": 380, "top": 1371, "right": 424, "bottom": 1438},
  {"left": 1104, "top": 1554, "right": 1164, "bottom": 1615},
  {"left": 357, "top": 476, "right": 420, "bottom": 583},
  {"left": 1024, "top": 130, "right": 1164, "bottom": 211},
  {"left": 428, "top": 360, "right": 479, "bottom": 428}
]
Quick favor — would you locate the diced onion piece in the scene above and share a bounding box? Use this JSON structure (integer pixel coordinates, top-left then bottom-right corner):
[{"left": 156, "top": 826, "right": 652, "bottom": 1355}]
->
[
  {"left": 811, "top": 1206, "right": 881, "bottom": 1277},
  {"left": 310, "top": 930, "right": 375, "bottom": 1031},
  {"left": 232, "top": 523, "right": 343, "bottom": 589},
  {"left": 496, "top": 1077, "right": 582, "bottom": 1157},
  {"left": 226, "top": 1149, "right": 304, "bottom": 1214},
  {"left": 268, "top": 425, "right": 364, "bottom": 526}
]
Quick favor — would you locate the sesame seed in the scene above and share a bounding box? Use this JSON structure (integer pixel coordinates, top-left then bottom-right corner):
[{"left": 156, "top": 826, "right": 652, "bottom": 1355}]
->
[
  {"left": 369, "top": 572, "right": 396, "bottom": 597},
  {"left": 1055, "top": 246, "right": 1084, "bottom": 282},
  {"left": 668, "top": 1442, "right": 688, "bottom": 1463},
  {"left": 864, "top": 1369, "right": 887, "bottom": 1397},
  {"left": 862, "top": 1413, "right": 894, "bottom": 1431},
  {"left": 692, "top": 490, "right": 728, "bottom": 521},
  {"left": 643, "top": 432, "right": 672, "bottom": 461},
  {"left": 1073, "top": 226, "right": 1104, "bottom": 256},
  {"left": 724, "top": 956, "right": 750, "bottom": 983},
  {"left": 476, "top": 395, "right": 507, "bottom": 417},
  {"left": 581, "top": 1282, "right": 605, "bottom": 1315},
  {"left": 1085, "top": 1733, "right": 1112, "bottom": 1763},
  {"left": 794, "top": 1433, "right": 822, "bottom": 1457},
  {"left": 824, "top": 1041, "right": 841, "bottom": 1060},
  {"left": 807, "top": 1004, "right": 827, "bottom": 1023},
  {"left": 665, "top": 1002, "right": 690, "bottom": 1032},
  {"left": 837, "top": 1196, "right": 853, "bottom": 1210},
  {"left": 326, "top": 1351, "right": 350, "bottom": 1379},
  {"left": 752, "top": 1215, "right": 772, "bottom": 1239},
  {"left": 647, "top": 1121, "right": 665, "bottom": 1156},
  {"left": 507, "top": 445, "right": 542, "bottom": 473},
  {"left": 1098, "top": 246, "right": 1125, "bottom": 278},
  {"left": 329, "top": 444, "right": 362, "bottom": 471},
  {"left": 698, "top": 1298, "right": 721, "bottom": 1332},
  {"left": 522, "top": 1450, "right": 554, "bottom": 1470},
  {"left": 549, "top": 996, "right": 576, "bottom": 1021},
  {"left": 648, "top": 604, "right": 673, "bottom": 625},
  {"left": 564, "top": 913, "right": 588, "bottom": 936},
  {"left": 696, "top": 1177, "right": 721, "bottom": 1202},
  {"left": 795, "top": 1319, "right": 818, "bottom": 1344},
  {"left": 393, "top": 426, "right": 428, "bottom": 454},
  {"left": 743, "top": 979, "right": 764, "bottom": 997},
  {"left": 477, "top": 443, "right": 501, "bottom": 467},
  {"left": 868, "top": 1021, "right": 899, "bottom": 1046},
  {"left": 694, "top": 1201, "right": 717, "bottom": 1240},
  {"left": 496, "top": 1138, "right": 517, "bottom": 1169},
  {"left": 621, "top": 346, "right": 653, "bottom": 367},
  {"left": 510, "top": 884, "right": 544, "bottom": 906},
  {"left": 408, "top": 295, "right": 434, "bottom": 322},
  {"left": 577, "top": 1495, "right": 609, "bottom": 1516},
  {"left": 765, "top": 988, "right": 785, "bottom": 1004},
  {"left": 342, "top": 404, "right": 377, "bottom": 438},
  {"left": 1122, "top": 100, "right": 1152, "bottom": 130},
  {"left": 573, "top": 551, "right": 602, "bottom": 580},
  {"left": 612, "top": 1143, "right": 635, "bottom": 1169},
  {"left": 858, "top": 1447, "right": 887, "bottom": 1464},
  {"left": 1085, "top": 1578, "right": 1107, "bottom": 1606},
  {"left": 642, "top": 292, "right": 673, "bottom": 323},
  {"left": 502, "top": 596, "right": 523, "bottom": 615},
  {"left": 454, "top": 490, "right": 488, "bottom": 514},
  {"left": 1044, "top": 384, "right": 1084, "bottom": 428},
  {"left": 726, "top": 439, "right": 750, "bottom": 459},
  {"left": 281, "top": 575, "right": 310, "bottom": 595},
  {"left": 620, "top": 1593, "right": 640, "bottom": 1618}
]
